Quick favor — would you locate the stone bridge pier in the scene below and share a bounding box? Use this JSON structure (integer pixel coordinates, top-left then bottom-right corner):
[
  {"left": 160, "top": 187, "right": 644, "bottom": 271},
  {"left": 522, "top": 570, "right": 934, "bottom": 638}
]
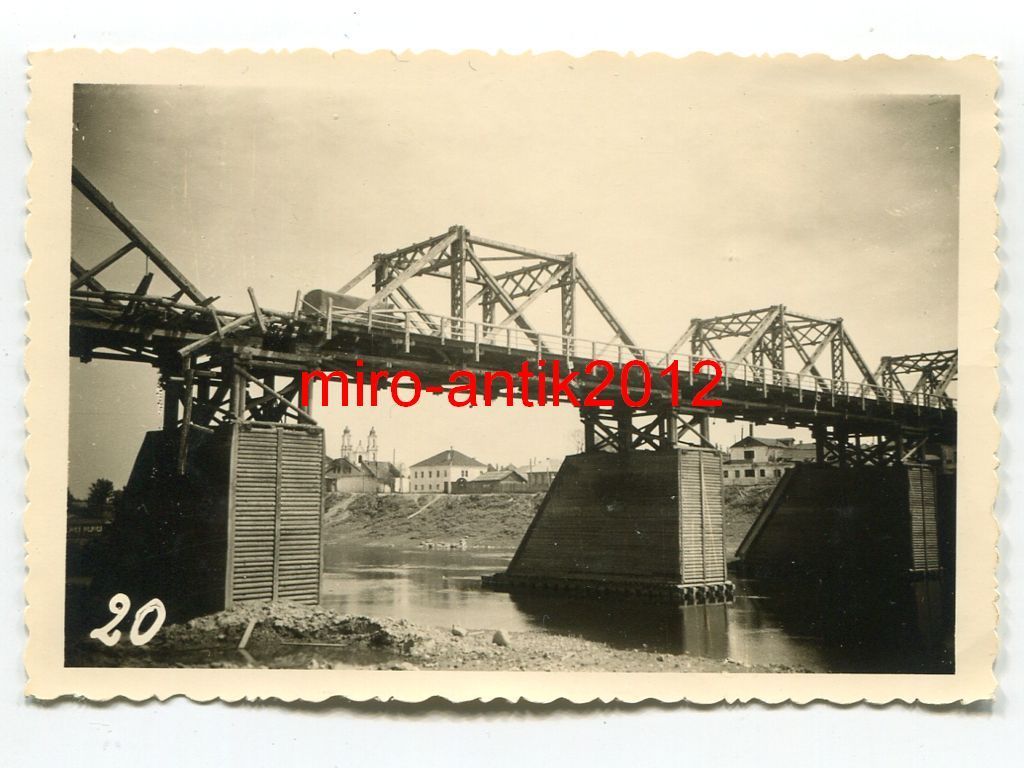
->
[{"left": 484, "top": 408, "right": 734, "bottom": 603}]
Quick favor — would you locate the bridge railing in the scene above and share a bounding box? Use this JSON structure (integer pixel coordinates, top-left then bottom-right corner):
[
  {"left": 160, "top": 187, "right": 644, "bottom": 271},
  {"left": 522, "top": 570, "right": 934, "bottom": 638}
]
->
[
  {"left": 328, "top": 306, "right": 955, "bottom": 412},
  {"left": 700, "top": 360, "right": 955, "bottom": 411}
]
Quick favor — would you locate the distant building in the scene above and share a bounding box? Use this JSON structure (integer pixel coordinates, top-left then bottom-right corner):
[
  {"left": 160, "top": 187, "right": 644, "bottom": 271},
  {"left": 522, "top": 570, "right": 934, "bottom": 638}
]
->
[
  {"left": 723, "top": 433, "right": 816, "bottom": 486},
  {"left": 453, "top": 468, "right": 529, "bottom": 494},
  {"left": 362, "top": 460, "right": 408, "bottom": 493},
  {"left": 325, "top": 427, "right": 407, "bottom": 493},
  {"left": 515, "top": 457, "right": 564, "bottom": 492},
  {"left": 325, "top": 456, "right": 375, "bottom": 493},
  {"left": 410, "top": 448, "right": 487, "bottom": 493}
]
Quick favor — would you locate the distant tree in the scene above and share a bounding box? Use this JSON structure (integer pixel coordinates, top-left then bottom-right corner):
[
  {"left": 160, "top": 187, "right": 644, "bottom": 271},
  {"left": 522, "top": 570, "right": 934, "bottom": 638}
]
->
[
  {"left": 86, "top": 478, "right": 115, "bottom": 519},
  {"left": 109, "top": 489, "right": 125, "bottom": 520},
  {"left": 67, "top": 490, "right": 76, "bottom": 512}
]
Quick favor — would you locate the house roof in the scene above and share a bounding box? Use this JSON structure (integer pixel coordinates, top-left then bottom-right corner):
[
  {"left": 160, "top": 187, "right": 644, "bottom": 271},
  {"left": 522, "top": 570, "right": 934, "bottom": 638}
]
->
[
  {"left": 325, "top": 456, "right": 369, "bottom": 477},
  {"left": 362, "top": 460, "right": 403, "bottom": 480},
  {"left": 785, "top": 442, "right": 817, "bottom": 451},
  {"left": 468, "top": 469, "right": 528, "bottom": 484},
  {"left": 730, "top": 436, "right": 796, "bottom": 449},
  {"left": 326, "top": 456, "right": 405, "bottom": 481},
  {"left": 516, "top": 457, "right": 564, "bottom": 475},
  {"left": 411, "top": 449, "right": 486, "bottom": 468}
]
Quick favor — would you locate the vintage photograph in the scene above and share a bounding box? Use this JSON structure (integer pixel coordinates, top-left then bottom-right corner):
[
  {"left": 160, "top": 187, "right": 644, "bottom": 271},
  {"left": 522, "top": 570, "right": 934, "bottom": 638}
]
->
[{"left": 25, "top": 51, "right": 999, "bottom": 702}]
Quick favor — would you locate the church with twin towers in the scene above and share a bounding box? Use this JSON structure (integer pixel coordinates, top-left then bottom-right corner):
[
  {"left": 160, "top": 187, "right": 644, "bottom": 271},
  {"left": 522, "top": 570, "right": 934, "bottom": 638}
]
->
[
  {"left": 340, "top": 425, "right": 378, "bottom": 465},
  {"left": 325, "top": 426, "right": 407, "bottom": 494}
]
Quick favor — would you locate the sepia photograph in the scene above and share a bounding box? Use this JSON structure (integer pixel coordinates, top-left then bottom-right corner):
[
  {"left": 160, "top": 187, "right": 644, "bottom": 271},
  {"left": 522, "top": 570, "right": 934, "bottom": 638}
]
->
[{"left": 22, "top": 50, "right": 998, "bottom": 704}]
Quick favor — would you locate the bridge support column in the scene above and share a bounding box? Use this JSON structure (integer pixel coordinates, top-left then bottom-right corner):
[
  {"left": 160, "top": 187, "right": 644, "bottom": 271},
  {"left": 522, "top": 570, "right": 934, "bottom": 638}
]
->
[
  {"left": 735, "top": 463, "right": 951, "bottom": 578},
  {"left": 83, "top": 421, "right": 326, "bottom": 626},
  {"left": 160, "top": 368, "right": 182, "bottom": 433},
  {"left": 483, "top": 448, "right": 733, "bottom": 603}
]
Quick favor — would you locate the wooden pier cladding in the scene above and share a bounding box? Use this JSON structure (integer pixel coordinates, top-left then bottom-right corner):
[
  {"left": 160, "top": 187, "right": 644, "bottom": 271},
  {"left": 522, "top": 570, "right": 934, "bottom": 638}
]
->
[
  {"left": 226, "top": 422, "right": 324, "bottom": 606},
  {"left": 106, "top": 421, "right": 325, "bottom": 622}
]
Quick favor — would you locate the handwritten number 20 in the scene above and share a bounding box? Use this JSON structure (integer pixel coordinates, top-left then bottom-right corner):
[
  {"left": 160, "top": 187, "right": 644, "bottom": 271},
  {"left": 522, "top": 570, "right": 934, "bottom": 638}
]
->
[{"left": 89, "top": 593, "right": 166, "bottom": 647}]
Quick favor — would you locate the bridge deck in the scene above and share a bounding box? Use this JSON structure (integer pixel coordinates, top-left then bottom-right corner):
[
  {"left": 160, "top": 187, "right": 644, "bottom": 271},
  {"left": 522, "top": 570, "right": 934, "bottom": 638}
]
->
[{"left": 71, "top": 295, "right": 956, "bottom": 437}]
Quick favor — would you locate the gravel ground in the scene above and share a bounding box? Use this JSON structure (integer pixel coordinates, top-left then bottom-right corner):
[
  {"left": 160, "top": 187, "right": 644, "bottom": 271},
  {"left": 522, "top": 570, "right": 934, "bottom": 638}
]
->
[{"left": 67, "top": 601, "right": 799, "bottom": 672}]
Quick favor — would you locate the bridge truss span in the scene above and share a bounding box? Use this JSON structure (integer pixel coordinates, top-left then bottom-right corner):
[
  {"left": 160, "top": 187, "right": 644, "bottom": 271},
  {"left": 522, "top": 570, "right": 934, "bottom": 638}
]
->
[{"left": 68, "top": 167, "right": 956, "bottom": 472}]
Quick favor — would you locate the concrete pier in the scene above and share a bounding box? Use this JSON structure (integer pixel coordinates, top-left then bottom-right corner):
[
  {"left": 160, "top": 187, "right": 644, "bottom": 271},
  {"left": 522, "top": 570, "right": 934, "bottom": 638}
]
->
[
  {"left": 735, "top": 463, "right": 950, "bottom": 578},
  {"left": 483, "top": 448, "right": 734, "bottom": 603}
]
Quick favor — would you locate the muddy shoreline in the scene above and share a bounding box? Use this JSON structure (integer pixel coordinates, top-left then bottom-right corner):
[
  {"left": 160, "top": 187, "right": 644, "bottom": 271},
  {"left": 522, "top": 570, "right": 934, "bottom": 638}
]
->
[
  {"left": 68, "top": 487, "right": 781, "bottom": 671},
  {"left": 68, "top": 601, "right": 800, "bottom": 672}
]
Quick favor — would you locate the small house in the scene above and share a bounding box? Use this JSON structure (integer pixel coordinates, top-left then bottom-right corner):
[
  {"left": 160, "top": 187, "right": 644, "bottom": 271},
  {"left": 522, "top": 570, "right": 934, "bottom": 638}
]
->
[
  {"left": 723, "top": 432, "right": 816, "bottom": 486},
  {"left": 517, "top": 457, "right": 564, "bottom": 491},
  {"left": 453, "top": 468, "right": 529, "bottom": 494}
]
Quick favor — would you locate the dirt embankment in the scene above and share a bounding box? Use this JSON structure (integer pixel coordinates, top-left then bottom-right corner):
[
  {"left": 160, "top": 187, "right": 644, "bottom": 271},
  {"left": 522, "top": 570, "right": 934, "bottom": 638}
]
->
[
  {"left": 324, "top": 492, "right": 543, "bottom": 548},
  {"left": 325, "top": 485, "right": 775, "bottom": 555},
  {"left": 723, "top": 484, "right": 774, "bottom": 556},
  {"left": 69, "top": 601, "right": 799, "bottom": 672}
]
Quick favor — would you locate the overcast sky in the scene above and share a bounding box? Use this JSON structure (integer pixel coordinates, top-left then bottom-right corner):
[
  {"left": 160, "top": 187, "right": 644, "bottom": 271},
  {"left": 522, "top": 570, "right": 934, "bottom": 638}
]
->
[{"left": 68, "top": 58, "right": 959, "bottom": 496}]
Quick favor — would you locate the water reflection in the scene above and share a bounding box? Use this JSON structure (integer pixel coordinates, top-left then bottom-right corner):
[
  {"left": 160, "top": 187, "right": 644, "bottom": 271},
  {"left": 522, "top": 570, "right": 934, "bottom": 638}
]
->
[
  {"left": 508, "top": 591, "right": 732, "bottom": 660},
  {"left": 322, "top": 541, "right": 952, "bottom": 673},
  {"left": 742, "top": 574, "right": 954, "bottom": 673}
]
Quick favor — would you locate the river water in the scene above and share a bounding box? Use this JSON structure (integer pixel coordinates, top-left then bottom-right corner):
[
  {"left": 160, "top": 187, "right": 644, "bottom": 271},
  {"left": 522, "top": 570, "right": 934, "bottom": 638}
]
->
[{"left": 322, "top": 541, "right": 954, "bottom": 673}]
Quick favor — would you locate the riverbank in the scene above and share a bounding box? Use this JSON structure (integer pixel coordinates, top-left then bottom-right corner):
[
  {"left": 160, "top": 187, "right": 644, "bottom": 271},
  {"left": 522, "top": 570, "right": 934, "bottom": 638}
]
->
[
  {"left": 325, "top": 484, "right": 772, "bottom": 555},
  {"left": 68, "top": 600, "right": 800, "bottom": 672},
  {"left": 324, "top": 491, "right": 543, "bottom": 549}
]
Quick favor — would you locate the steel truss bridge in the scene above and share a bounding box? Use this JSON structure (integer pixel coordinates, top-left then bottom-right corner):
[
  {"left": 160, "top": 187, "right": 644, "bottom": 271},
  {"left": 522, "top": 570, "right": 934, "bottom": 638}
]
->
[{"left": 69, "top": 168, "right": 956, "bottom": 471}]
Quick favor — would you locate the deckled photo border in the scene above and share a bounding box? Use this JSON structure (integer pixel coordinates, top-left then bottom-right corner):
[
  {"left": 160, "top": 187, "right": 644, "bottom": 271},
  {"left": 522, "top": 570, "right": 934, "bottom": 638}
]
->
[{"left": 24, "top": 50, "right": 1000, "bottom": 703}]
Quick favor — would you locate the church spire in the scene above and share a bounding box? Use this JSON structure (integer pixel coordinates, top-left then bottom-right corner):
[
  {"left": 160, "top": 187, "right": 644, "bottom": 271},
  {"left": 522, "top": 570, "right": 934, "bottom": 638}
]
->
[
  {"left": 340, "top": 426, "right": 352, "bottom": 460},
  {"left": 367, "top": 427, "right": 378, "bottom": 463}
]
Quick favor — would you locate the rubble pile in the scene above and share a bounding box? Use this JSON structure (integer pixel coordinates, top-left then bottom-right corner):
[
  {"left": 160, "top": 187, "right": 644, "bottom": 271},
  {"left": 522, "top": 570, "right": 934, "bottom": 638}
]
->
[{"left": 67, "top": 601, "right": 433, "bottom": 668}]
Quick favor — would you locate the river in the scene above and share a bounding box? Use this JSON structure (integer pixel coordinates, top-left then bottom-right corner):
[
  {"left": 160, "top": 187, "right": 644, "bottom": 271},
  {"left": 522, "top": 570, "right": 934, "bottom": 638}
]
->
[{"left": 322, "top": 541, "right": 954, "bottom": 673}]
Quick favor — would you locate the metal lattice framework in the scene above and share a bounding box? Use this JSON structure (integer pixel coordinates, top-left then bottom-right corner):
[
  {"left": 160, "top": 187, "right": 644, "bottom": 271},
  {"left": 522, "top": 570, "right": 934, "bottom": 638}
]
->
[
  {"left": 69, "top": 168, "right": 957, "bottom": 471},
  {"left": 580, "top": 404, "right": 714, "bottom": 454},
  {"left": 666, "top": 305, "right": 879, "bottom": 392},
  {"left": 339, "top": 225, "right": 641, "bottom": 358},
  {"left": 875, "top": 351, "right": 957, "bottom": 406}
]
